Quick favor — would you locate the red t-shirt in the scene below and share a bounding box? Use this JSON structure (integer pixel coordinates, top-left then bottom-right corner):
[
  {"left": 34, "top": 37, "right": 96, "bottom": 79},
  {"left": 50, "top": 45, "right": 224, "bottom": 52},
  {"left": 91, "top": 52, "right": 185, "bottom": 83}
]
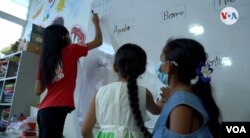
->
[{"left": 37, "top": 44, "right": 88, "bottom": 110}]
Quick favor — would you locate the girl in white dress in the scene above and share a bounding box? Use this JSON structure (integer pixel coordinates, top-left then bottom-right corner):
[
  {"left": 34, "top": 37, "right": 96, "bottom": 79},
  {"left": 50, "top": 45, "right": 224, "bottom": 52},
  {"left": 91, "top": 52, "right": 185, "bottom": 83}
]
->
[{"left": 82, "top": 43, "right": 162, "bottom": 138}]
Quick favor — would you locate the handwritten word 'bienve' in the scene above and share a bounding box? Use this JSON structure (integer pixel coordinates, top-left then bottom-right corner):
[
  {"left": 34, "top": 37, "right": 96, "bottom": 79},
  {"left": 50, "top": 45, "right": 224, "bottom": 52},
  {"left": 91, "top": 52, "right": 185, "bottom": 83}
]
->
[
  {"left": 207, "top": 56, "right": 222, "bottom": 67},
  {"left": 226, "top": 126, "right": 246, "bottom": 133}
]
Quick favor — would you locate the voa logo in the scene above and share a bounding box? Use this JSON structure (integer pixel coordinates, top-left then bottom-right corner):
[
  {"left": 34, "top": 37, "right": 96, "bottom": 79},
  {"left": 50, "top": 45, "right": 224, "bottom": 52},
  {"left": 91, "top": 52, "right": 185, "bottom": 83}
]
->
[
  {"left": 220, "top": 7, "right": 238, "bottom": 25},
  {"left": 226, "top": 126, "right": 247, "bottom": 133}
]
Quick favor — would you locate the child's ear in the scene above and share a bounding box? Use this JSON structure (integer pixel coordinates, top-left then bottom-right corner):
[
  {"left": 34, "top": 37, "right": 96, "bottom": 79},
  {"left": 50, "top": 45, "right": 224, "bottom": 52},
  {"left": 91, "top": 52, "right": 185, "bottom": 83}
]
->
[{"left": 113, "top": 63, "right": 118, "bottom": 72}]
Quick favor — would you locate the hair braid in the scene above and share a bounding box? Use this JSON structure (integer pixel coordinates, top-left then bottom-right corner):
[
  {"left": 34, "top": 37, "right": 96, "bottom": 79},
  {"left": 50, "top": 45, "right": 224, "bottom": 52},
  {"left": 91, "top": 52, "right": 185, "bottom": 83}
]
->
[
  {"left": 127, "top": 76, "right": 151, "bottom": 138},
  {"left": 114, "top": 43, "right": 150, "bottom": 137}
]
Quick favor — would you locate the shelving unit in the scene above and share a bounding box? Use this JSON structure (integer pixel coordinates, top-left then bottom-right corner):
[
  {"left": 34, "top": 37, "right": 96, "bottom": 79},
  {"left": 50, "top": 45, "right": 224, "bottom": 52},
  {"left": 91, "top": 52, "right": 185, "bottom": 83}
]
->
[{"left": 0, "top": 51, "right": 40, "bottom": 130}]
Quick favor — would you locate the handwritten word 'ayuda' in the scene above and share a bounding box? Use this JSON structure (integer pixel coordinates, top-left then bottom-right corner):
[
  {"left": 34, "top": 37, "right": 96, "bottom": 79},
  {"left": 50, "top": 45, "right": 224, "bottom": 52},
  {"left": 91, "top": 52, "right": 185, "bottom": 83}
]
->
[{"left": 113, "top": 24, "right": 131, "bottom": 36}]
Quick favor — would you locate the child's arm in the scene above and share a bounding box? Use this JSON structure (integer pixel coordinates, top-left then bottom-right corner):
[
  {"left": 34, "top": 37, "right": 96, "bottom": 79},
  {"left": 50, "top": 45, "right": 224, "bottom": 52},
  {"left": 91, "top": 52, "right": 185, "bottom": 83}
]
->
[
  {"left": 82, "top": 95, "right": 97, "bottom": 138},
  {"left": 35, "top": 80, "right": 45, "bottom": 95},
  {"left": 87, "top": 11, "right": 103, "bottom": 50},
  {"left": 35, "top": 69, "right": 45, "bottom": 95},
  {"left": 169, "top": 105, "right": 193, "bottom": 134},
  {"left": 146, "top": 89, "right": 162, "bottom": 115}
]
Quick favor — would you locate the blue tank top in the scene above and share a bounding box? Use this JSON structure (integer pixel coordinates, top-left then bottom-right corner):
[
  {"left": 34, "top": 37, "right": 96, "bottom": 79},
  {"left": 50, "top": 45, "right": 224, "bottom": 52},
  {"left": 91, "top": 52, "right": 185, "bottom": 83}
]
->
[{"left": 153, "top": 91, "right": 213, "bottom": 138}]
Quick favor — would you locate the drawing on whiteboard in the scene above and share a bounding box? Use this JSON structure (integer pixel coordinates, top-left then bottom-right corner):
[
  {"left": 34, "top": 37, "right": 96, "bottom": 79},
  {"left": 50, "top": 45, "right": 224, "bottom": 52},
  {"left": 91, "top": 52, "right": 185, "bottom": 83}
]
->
[
  {"left": 49, "top": 0, "right": 56, "bottom": 7},
  {"left": 43, "top": 1, "right": 53, "bottom": 22},
  {"left": 32, "top": 3, "right": 44, "bottom": 19},
  {"left": 57, "top": 0, "right": 66, "bottom": 12},
  {"left": 70, "top": 25, "right": 86, "bottom": 45}
]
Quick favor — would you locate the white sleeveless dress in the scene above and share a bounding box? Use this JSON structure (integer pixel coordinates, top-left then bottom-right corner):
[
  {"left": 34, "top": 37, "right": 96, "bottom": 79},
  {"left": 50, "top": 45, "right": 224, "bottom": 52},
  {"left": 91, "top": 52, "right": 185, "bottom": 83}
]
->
[{"left": 95, "top": 82, "right": 150, "bottom": 138}]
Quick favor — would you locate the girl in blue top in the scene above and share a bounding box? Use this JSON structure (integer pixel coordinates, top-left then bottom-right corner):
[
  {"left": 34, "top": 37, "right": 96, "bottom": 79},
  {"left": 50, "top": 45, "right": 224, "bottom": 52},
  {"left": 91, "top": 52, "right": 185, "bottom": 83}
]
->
[{"left": 153, "top": 38, "right": 222, "bottom": 138}]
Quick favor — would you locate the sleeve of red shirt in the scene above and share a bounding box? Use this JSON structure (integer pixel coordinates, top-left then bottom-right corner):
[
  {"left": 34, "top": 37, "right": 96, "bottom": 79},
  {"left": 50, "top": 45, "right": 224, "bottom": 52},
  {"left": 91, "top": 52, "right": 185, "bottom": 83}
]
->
[{"left": 67, "top": 44, "right": 89, "bottom": 61}]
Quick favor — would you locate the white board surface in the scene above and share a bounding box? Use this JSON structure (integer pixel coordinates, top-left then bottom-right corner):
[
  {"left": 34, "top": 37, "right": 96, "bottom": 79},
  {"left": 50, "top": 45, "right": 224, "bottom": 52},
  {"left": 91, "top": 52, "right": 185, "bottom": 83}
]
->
[{"left": 84, "top": 0, "right": 250, "bottom": 128}]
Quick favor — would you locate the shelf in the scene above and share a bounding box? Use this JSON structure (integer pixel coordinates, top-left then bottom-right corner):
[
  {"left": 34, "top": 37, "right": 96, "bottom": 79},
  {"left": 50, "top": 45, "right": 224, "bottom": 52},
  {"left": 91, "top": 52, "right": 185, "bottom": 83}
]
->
[
  {"left": 5, "top": 76, "right": 17, "bottom": 81},
  {"left": 0, "top": 76, "right": 17, "bottom": 82},
  {"left": 0, "top": 51, "right": 40, "bottom": 131},
  {"left": 0, "top": 51, "right": 22, "bottom": 59},
  {"left": 0, "top": 103, "right": 11, "bottom": 106},
  {"left": 0, "top": 61, "right": 8, "bottom": 79}
]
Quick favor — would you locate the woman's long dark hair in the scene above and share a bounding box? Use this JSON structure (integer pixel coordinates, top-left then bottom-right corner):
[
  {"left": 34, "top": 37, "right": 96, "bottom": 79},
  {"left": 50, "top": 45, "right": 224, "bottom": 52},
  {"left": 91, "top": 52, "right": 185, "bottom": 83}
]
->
[
  {"left": 39, "top": 24, "right": 70, "bottom": 88},
  {"left": 115, "top": 44, "right": 151, "bottom": 138},
  {"left": 163, "top": 38, "right": 221, "bottom": 137}
]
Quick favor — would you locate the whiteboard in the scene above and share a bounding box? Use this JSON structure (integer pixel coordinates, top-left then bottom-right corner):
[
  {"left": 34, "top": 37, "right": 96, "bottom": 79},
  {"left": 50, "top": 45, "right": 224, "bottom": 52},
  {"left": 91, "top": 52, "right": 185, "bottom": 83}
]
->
[{"left": 85, "top": 0, "right": 250, "bottom": 128}]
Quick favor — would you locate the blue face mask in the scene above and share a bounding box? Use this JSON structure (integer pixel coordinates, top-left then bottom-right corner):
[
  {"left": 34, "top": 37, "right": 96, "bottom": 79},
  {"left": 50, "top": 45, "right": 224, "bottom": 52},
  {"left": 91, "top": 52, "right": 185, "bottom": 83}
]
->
[{"left": 156, "top": 65, "right": 168, "bottom": 85}]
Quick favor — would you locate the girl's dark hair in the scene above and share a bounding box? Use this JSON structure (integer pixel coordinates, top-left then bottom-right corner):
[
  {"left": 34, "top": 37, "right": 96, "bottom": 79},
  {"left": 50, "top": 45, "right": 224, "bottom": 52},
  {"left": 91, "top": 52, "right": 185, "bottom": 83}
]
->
[
  {"left": 163, "top": 38, "right": 221, "bottom": 137},
  {"left": 115, "top": 43, "right": 151, "bottom": 138},
  {"left": 39, "top": 24, "right": 70, "bottom": 88}
]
